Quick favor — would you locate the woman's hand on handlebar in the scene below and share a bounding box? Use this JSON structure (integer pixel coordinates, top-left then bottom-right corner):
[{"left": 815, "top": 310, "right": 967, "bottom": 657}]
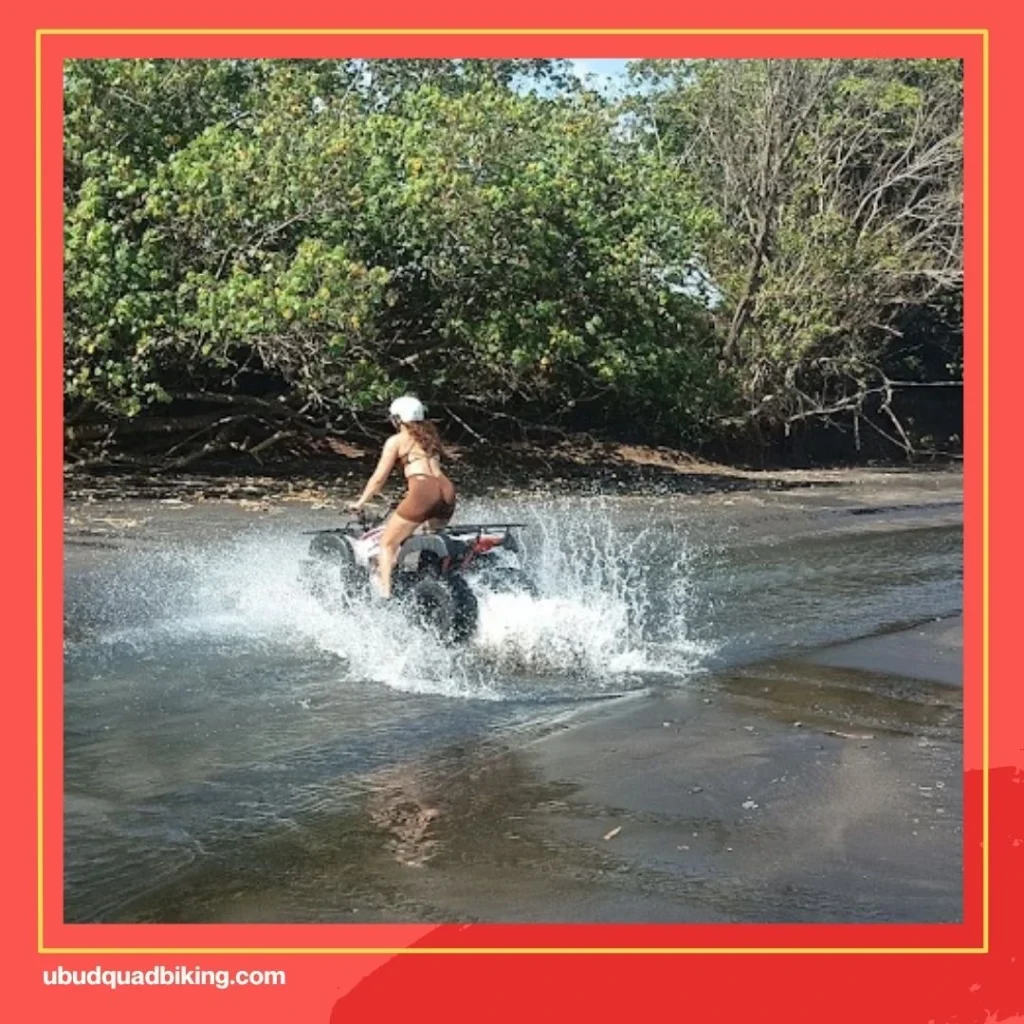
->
[
  {"left": 348, "top": 498, "right": 397, "bottom": 525},
  {"left": 348, "top": 501, "right": 375, "bottom": 526}
]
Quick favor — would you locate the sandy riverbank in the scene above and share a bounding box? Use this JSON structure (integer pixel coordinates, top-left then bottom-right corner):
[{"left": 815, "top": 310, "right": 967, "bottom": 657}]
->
[
  {"left": 330, "top": 616, "right": 962, "bottom": 924},
  {"left": 63, "top": 466, "right": 963, "bottom": 924}
]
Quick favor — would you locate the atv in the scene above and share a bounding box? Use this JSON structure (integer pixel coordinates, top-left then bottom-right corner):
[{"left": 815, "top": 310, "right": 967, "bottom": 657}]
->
[{"left": 298, "top": 503, "right": 535, "bottom": 644}]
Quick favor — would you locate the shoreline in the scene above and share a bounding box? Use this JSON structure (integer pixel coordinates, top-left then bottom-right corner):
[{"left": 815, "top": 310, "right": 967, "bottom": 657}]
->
[{"left": 63, "top": 439, "right": 963, "bottom": 505}]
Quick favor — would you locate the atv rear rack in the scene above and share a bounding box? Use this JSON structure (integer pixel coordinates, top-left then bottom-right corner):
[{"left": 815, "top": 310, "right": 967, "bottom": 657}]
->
[
  {"left": 446, "top": 523, "right": 527, "bottom": 534},
  {"left": 303, "top": 522, "right": 528, "bottom": 537}
]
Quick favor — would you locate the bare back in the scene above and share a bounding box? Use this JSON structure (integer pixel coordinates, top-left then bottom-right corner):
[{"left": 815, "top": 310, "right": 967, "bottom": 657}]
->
[{"left": 397, "top": 436, "right": 444, "bottom": 479}]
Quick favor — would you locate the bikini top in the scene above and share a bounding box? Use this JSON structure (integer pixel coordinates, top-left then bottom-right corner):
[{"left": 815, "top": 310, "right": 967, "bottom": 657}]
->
[{"left": 397, "top": 442, "right": 440, "bottom": 474}]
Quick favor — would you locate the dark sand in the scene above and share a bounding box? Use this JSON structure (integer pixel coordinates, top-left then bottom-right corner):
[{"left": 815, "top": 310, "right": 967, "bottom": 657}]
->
[
  {"left": 64, "top": 468, "right": 963, "bottom": 924},
  {"left": 347, "top": 617, "right": 962, "bottom": 924}
]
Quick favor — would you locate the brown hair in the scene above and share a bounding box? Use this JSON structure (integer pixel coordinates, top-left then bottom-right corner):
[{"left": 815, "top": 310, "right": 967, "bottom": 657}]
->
[{"left": 404, "top": 420, "right": 445, "bottom": 459}]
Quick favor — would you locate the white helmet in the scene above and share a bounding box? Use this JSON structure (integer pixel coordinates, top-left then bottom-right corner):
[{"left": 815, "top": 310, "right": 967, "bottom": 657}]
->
[{"left": 388, "top": 395, "right": 426, "bottom": 423}]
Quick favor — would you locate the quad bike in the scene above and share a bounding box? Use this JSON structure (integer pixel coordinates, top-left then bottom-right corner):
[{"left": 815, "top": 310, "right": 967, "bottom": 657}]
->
[{"left": 298, "top": 502, "right": 535, "bottom": 644}]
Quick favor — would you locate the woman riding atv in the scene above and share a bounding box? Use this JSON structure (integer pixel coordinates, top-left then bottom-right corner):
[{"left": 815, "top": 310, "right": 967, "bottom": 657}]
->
[{"left": 349, "top": 396, "right": 457, "bottom": 599}]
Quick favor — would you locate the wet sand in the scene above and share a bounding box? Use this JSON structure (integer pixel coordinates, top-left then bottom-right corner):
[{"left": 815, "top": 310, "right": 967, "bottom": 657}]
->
[
  {"left": 64, "top": 468, "right": 963, "bottom": 924},
  {"left": 338, "top": 617, "right": 963, "bottom": 924},
  {"left": 183, "top": 616, "right": 962, "bottom": 926}
]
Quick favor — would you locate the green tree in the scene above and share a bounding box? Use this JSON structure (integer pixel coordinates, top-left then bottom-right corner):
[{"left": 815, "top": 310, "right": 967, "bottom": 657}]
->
[
  {"left": 64, "top": 59, "right": 725, "bottom": 446},
  {"left": 63, "top": 58, "right": 961, "bottom": 462}
]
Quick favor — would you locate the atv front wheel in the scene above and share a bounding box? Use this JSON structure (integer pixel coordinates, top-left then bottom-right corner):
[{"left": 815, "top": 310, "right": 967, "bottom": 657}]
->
[{"left": 307, "top": 532, "right": 360, "bottom": 589}]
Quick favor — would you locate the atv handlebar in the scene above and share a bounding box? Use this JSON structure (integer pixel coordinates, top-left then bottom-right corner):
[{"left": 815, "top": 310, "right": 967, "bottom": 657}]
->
[{"left": 354, "top": 499, "right": 399, "bottom": 527}]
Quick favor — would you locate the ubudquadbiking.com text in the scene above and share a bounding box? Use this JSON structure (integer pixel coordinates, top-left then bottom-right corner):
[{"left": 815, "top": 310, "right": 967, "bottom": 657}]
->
[{"left": 42, "top": 965, "right": 286, "bottom": 990}]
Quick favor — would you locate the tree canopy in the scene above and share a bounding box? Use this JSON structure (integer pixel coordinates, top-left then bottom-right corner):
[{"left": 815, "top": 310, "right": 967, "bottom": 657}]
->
[{"left": 64, "top": 58, "right": 963, "bottom": 463}]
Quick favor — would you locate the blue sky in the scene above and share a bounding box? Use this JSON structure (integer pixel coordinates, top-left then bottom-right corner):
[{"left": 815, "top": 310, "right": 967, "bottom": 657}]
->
[{"left": 567, "top": 58, "right": 632, "bottom": 95}]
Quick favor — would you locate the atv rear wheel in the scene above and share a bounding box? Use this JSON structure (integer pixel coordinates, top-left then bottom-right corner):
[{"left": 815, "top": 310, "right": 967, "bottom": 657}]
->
[{"left": 407, "top": 575, "right": 479, "bottom": 644}]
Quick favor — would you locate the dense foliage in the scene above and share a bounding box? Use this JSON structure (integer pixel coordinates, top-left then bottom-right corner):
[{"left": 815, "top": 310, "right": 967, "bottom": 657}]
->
[{"left": 64, "top": 58, "right": 962, "bottom": 462}]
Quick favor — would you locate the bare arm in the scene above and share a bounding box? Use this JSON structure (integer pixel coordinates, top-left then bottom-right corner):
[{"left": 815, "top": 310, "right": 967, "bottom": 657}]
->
[{"left": 352, "top": 436, "right": 400, "bottom": 509}]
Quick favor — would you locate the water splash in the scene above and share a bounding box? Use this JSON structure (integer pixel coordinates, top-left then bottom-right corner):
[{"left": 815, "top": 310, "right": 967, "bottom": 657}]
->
[
  {"left": 67, "top": 497, "right": 712, "bottom": 702},
  {"left": 470, "top": 497, "right": 706, "bottom": 686}
]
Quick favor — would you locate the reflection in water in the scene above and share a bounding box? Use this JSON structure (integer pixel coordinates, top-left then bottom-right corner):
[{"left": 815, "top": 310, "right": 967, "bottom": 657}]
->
[
  {"left": 367, "top": 767, "right": 443, "bottom": 868},
  {"left": 105, "top": 741, "right": 584, "bottom": 924}
]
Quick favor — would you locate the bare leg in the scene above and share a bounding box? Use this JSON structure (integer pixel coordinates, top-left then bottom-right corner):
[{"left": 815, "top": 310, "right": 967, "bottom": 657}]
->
[{"left": 377, "top": 511, "right": 419, "bottom": 599}]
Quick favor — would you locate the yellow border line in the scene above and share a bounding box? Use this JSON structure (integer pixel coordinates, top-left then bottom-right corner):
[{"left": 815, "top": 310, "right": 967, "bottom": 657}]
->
[{"left": 37, "top": 28, "right": 983, "bottom": 954}]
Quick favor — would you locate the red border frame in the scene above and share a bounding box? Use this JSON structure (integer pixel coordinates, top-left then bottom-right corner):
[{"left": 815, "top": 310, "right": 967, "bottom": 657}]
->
[
  {"left": 40, "top": 24, "right": 986, "bottom": 957},
  {"left": 6, "top": 2, "right": 1022, "bottom": 1021}
]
